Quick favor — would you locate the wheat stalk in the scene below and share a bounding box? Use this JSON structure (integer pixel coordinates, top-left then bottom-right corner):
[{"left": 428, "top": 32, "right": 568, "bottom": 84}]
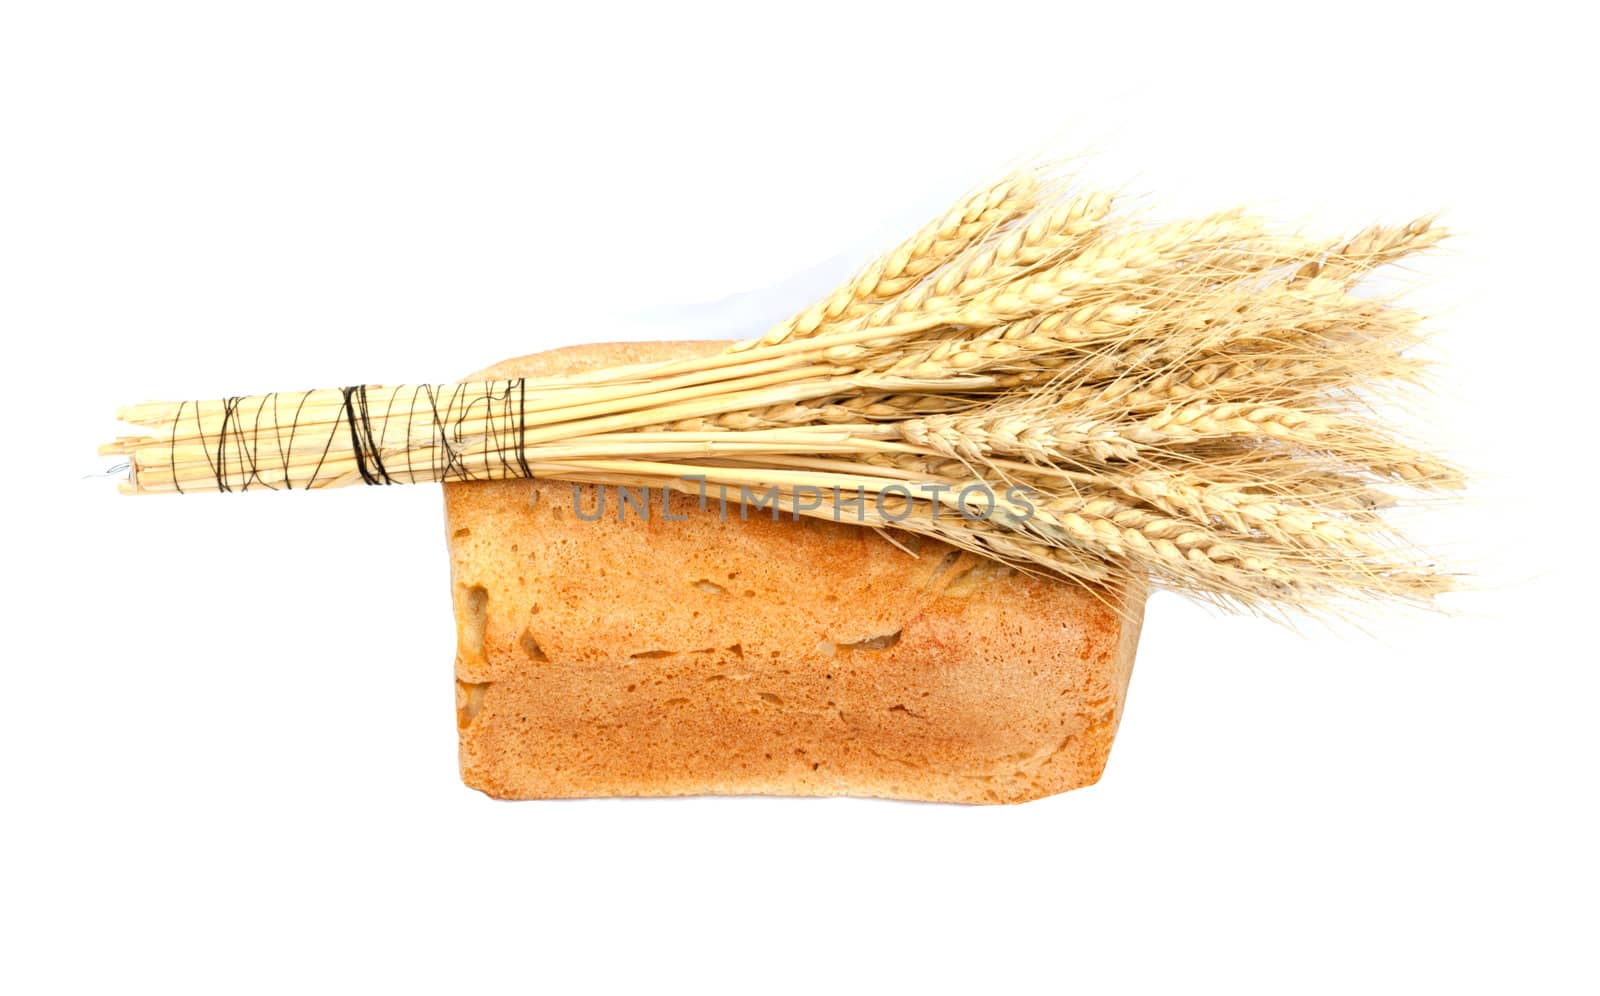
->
[{"left": 102, "top": 162, "right": 1458, "bottom": 614}]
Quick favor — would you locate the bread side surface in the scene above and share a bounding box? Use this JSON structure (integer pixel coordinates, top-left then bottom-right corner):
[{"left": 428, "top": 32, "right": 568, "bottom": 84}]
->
[{"left": 444, "top": 341, "right": 1146, "bottom": 804}]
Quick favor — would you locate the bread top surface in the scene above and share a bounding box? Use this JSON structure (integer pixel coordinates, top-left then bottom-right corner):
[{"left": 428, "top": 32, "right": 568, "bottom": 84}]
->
[{"left": 465, "top": 339, "right": 728, "bottom": 381}]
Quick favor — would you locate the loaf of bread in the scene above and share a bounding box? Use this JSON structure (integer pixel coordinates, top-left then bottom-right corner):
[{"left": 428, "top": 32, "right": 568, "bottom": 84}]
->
[{"left": 444, "top": 342, "right": 1146, "bottom": 804}]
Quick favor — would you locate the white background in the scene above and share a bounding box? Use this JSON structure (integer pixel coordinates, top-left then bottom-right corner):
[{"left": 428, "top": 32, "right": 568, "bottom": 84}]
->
[{"left": 3, "top": 3, "right": 1595, "bottom": 992}]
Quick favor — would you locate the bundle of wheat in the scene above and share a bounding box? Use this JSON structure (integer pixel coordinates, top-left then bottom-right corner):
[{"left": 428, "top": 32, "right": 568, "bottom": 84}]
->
[{"left": 102, "top": 163, "right": 1458, "bottom": 614}]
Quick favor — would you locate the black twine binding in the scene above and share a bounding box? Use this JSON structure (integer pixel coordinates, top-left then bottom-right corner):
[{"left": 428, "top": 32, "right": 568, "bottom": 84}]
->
[
  {"left": 341, "top": 385, "right": 393, "bottom": 486},
  {"left": 512, "top": 378, "right": 532, "bottom": 480},
  {"left": 214, "top": 396, "right": 235, "bottom": 492}
]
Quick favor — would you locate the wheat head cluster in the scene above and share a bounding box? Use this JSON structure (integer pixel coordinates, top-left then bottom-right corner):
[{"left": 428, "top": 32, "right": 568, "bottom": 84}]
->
[{"left": 104, "top": 163, "right": 1459, "bottom": 615}]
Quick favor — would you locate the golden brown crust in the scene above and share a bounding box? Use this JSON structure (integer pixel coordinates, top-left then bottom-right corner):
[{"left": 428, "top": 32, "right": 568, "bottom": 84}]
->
[{"left": 444, "top": 342, "right": 1145, "bottom": 803}]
